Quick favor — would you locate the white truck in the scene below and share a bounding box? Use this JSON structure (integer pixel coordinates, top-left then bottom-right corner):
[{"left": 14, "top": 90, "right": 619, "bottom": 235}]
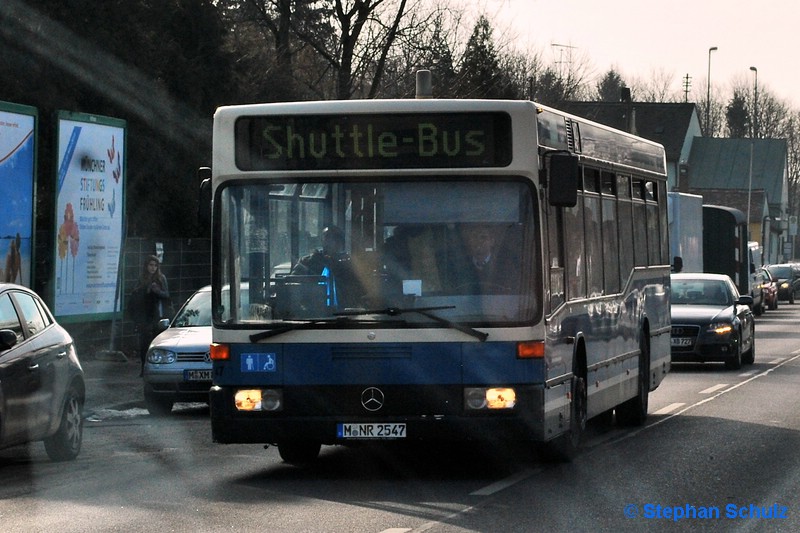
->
[{"left": 667, "top": 192, "right": 704, "bottom": 273}]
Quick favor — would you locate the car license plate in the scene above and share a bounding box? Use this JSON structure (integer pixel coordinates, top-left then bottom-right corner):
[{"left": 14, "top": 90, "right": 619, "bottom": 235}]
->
[
  {"left": 337, "top": 423, "right": 406, "bottom": 439},
  {"left": 184, "top": 369, "right": 212, "bottom": 381},
  {"left": 671, "top": 337, "right": 693, "bottom": 347}
]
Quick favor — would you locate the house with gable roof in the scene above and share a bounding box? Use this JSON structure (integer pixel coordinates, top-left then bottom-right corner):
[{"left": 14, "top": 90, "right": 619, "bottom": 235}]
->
[
  {"left": 561, "top": 100, "right": 790, "bottom": 263},
  {"left": 686, "top": 137, "right": 789, "bottom": 263}
]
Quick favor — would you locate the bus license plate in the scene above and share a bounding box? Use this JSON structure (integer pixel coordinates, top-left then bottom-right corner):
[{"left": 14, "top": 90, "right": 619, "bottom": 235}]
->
[
  {"left": 184, "top": 369, "right": 212, "bottom": 381},
  {"left": 337, "top": 423, "right": 406, "bottom": 439},
  {"left": 671, "top": 337, "right": 693, "bottom": 347}
]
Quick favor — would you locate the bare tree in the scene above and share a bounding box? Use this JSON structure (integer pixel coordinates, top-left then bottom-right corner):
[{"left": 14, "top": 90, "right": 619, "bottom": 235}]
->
[
  {"left": 693, "top": 76, "right": 725, "bottom": 137},
  {"left": 629, "top": 68, "right": 680, "bottom": 103}
]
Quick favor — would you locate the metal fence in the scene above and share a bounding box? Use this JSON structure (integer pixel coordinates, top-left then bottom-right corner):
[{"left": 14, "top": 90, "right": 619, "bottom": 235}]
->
[{"left": 63, "top": 237, "right": 210, "bottom": 358}]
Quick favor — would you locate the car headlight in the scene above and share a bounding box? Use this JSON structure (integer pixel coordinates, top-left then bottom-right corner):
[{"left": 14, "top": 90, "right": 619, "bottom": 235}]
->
[
  {"left": 780, "top": 282, "right": 790, "bottom": 289},
  {"left": 147, "top": 348, "right": 177, "bottom": 364},
  {"left": 707, "top": 322, "right": 734, "bottom": 336}
]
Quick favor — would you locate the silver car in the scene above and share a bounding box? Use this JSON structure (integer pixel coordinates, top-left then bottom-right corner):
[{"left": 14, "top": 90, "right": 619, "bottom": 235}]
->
[{"left": 142, "top": 285, "right": 212, "bottom": 415}]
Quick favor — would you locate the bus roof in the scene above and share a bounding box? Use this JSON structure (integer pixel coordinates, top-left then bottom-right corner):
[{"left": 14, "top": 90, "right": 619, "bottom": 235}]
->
[{"left": 213, "top": 98, "right": 667, "bottom": 177}]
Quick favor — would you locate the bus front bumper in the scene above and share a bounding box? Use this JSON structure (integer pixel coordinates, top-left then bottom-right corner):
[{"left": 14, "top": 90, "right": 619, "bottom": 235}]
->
[{"left": 209, "top": 384, "right": 549, "bottom": 445}]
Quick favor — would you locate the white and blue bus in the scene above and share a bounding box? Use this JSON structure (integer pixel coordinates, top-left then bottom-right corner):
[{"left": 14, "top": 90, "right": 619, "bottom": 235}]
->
[{"left": 207, "top": 92, "right": 671, "bottom": 463}]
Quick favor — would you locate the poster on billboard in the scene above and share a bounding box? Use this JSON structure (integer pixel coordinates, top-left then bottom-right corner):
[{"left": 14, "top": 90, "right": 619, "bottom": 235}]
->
[
  {"left": 54, "top": 111, "right": 126, "bottom": 322},
  {"left": 0, "top": 101, "right": 37, "bottom": 289}
]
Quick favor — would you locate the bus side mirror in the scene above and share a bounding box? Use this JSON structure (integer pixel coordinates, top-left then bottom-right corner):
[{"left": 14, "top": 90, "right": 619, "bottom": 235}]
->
[
  {"left": 198, "top": 166, "right": 212, "bottom": 230},
  {"left": 547, "top": 153, "right": 579, "bottom": 208}
]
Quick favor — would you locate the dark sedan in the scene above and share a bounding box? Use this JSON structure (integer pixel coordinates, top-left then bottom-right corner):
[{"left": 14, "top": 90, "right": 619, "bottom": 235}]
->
[
  {"left": 670, "top": 273, "right": 755, "bottom": 370},
  {"left": 0, "top": 284, "right": 85, "bottom": 460},
  {"left": 765, "top": 263, "right": 800, "bottom": 304}
]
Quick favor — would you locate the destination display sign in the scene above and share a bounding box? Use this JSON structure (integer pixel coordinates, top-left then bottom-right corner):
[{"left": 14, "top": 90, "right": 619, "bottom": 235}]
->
[{"left": 235, "top": 112, "right": 512, "bottom": 170}]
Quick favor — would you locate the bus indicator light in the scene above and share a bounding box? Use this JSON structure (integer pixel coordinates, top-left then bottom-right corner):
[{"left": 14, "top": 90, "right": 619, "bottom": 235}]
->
[
  {"left": 517, "top": 341, "right": 545, "bottom": 359},
  {"left": 210, "top": 343, "right": 230, "bottom": 361}
]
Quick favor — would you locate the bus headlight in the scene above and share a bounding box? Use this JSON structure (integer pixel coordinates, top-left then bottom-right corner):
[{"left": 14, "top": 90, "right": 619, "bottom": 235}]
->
[
  {"left": 234, "top": 388, "right": 283, "bottom": 411},
  {"left": 464, "top": 387, "right": 516, "bottom": 410}
]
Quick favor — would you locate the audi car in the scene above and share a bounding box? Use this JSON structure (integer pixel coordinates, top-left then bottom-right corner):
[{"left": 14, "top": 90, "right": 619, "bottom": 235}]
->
[
  {"left": 0, "top": 284, "right": 85, "bottom": 461},
  {"left": 142, "top": 285, "right": 213, "bottom": 415},
  {"left": 670, "top": 273, "right": 755, "bottom": 370}
]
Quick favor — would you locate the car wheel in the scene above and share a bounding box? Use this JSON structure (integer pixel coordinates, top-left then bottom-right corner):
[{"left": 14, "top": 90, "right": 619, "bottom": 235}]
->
[
  {"left": 725, "top": 333, "right": 743, "bottom": 370},
  {"left": 43, "top": 386, "right": 83, "bottom": 462},
  {"left": 743, "top": 324, "right": 756, "bottom": 365},
  {"left": 278, "top": 441, "right": 321, "bottom": 465},
  {"left": 144, "top": 386, "right": 174, "bottom": 416}
]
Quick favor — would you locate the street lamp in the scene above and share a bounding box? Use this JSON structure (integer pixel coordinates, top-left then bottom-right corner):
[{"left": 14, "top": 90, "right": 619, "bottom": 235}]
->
[
  {"left": 747, "top": 66, "right": 758, "bottom": 246},
  {"left": 706, "top": 46, "right": 718, "bottom": 136},
  {"left": 750, "top": 66, "right": 758, "bottom": 138}
]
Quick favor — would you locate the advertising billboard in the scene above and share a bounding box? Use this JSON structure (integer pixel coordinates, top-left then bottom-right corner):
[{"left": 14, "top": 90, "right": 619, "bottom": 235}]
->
[
  {"left": 0, "top": 101, "right": 37, "bottom": 288},
  {"left": 54, "top": 111, "right": 126, "bottom": 321}
]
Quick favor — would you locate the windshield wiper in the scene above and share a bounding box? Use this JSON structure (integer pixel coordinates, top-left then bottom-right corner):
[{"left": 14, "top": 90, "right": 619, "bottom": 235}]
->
[
  {"left": 335, "top": 306, "right": 488, "bottom": 342},
  {"left": 249, "top": 317, "right": 355, "bottom": 342}
]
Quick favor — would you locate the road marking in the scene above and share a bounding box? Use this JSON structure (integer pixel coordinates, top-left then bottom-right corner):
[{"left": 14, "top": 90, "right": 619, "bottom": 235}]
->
[
  {"left": 379, "top": 529, "right": 412, "bottom": 533},
  {"left": 652, "top": 403, "right": 685, "bottom": 415},
  {"left": 699, "top": 384, "right": 728, "bottom": 394},
  {"left": 769, "top": 358, "right": 785, "bottom": 364},
  {"left": 470, "top": 467, "right": 539, "bottom": 496},
  {"left": 609, "top": 352, "right": 800, "bottom": 446},
  {"left": 738, "top": 370, "right": 758, "bottom": 377}
]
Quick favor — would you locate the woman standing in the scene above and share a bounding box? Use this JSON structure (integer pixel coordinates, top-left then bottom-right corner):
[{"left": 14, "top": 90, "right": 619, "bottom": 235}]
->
[{"left": 131, "top": 255, "right": 170, "bottom": 375}]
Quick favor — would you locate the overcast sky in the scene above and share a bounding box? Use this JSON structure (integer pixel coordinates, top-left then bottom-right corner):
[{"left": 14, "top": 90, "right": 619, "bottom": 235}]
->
[{"left": 456, "top": 0, "right": 797, "bottom": 106}]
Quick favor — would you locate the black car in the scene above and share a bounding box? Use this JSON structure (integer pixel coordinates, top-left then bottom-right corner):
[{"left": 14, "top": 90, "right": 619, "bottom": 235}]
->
[
  {"left": 670, "top": 273, "right": 755, "bottom": 370},
  {"left": 765, "top": 263, "right": 800, "bottom": 304},
  {"left": 0, "top": 284, "right": 85, "bottom": 460}
]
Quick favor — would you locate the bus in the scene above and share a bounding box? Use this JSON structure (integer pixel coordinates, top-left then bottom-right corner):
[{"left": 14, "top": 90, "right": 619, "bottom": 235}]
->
[{"left": 207, "top": 89, "right": 671, "bottom": 464}]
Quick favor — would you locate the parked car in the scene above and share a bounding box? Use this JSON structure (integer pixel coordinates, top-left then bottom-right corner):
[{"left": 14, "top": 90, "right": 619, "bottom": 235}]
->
[
  {"left": 670, "top": 273, "right": 755, "bottom": 370},
  {"left": 765, "top": 263, "right": 800, "bottom": 304},
  {"left": 749, "top": 273, "right": 765, "bottom": 316},
  {"left": 757, "top": 268, "right": 779, "bottom": 311},
  {"left": 0, "top": 284, "right": 85, "bottom": 460},
  {"left": 142, "top": 285, "right": 213, "bottom": 415}
]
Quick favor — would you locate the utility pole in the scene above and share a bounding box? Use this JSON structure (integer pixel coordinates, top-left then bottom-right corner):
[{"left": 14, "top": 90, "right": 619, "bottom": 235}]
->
[{"left": 682, "top": 74, "right": 692, "bottom": 103}]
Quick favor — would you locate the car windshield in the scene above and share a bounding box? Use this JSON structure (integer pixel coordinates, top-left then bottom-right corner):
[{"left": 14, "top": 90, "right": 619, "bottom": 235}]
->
[
  {"left": 768, "top": 265, "right": 793, "bottom": 279},
  {"left": 671, "top": 279, "right": 731, "bottom": 306},
  {"left": 172, "top": 290, "right": 212, "bottom": 327}
]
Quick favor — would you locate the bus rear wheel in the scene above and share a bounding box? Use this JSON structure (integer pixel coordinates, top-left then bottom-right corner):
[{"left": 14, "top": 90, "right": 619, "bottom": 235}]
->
[{"left": 278, "top": 441, "right": 321, "bottom": 465}]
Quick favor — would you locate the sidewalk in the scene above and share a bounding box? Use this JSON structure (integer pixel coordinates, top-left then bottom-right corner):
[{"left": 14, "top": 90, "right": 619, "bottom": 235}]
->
[{"left": 81, "top": 350, "right": 144, "bottom": 414}]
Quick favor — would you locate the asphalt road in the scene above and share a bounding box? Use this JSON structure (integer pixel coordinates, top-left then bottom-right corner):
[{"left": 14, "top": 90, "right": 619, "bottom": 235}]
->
[
  {"left": 82, "top": 351, "right": 144, "bottom": 414},
  {"left": 3, "top": 306, "right": 800, "bottom": 532}
]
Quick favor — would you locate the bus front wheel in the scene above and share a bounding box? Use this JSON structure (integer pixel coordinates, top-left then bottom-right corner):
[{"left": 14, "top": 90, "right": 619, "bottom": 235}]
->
[
  {"left": 547, "top": 372, "right": 587, "bottom": 461},
  {"left": 278, "top": 441, "right": 321, "bottom": 465}
]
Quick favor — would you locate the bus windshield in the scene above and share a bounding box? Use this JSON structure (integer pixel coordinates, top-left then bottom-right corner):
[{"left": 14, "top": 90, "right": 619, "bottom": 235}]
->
[{"left": 215, "top": 177, "right": 540, "bottom": 327}]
